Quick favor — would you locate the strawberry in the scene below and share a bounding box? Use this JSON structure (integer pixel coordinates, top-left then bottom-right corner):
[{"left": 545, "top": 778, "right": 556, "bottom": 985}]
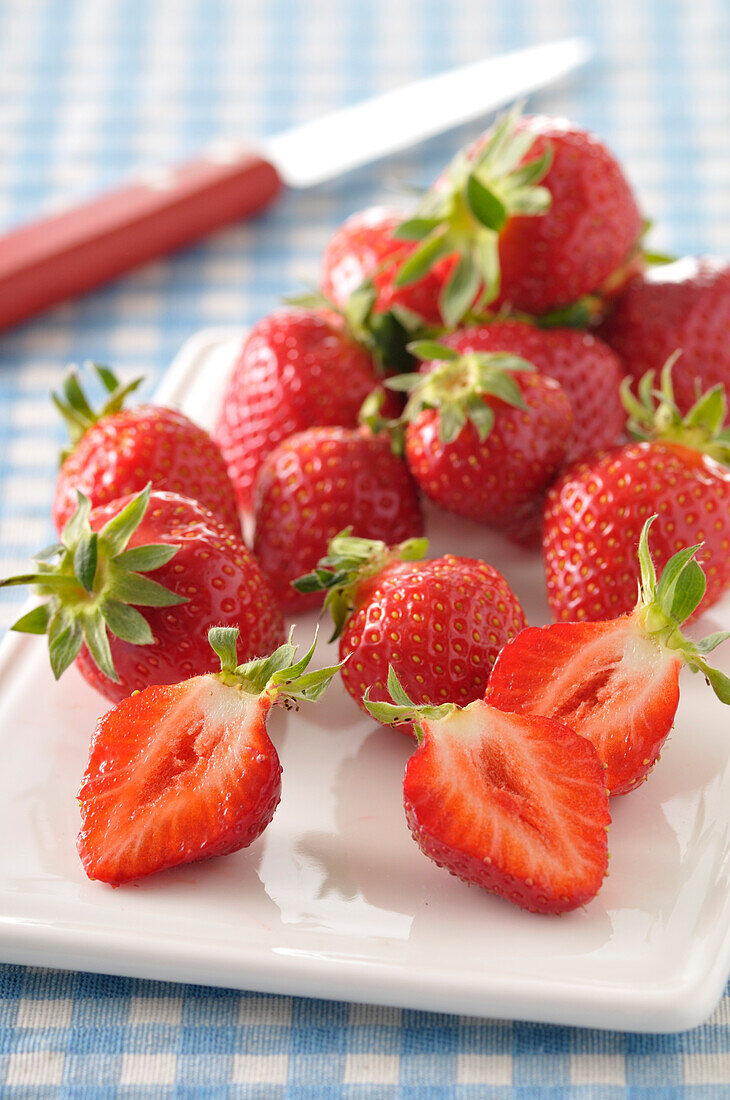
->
[
  {"left": 488, "top": 518, "right": 730, "bottom": 795},
  {"left": 321, "top": 206, "right": 453, "bottom": 327},
  {"left": 364, "top": 669, "right": 610, "bottom": 914},
  {"left": 434, "top": 321, "right": 626, "bottom": 466},
  {"left": 295, "top": 533, "right": 526, "bottom": 723},
  {"left": 391, "top": 107, "right": 642, "bottom": 325},
  {"left": 78, "top": 627, "right": 340, "bottom": 884},
  {"left": 543, "top": 362, "right": 730, "bottom": 623},
  {"left": 253, "top": 427, "right": 423, "bottom": 614},
  {"left": 1, "top": 486, "right": 285, "bottom": 703},
  {"left": 599, "top": 257, "right": 730, "bottom": 417},
  {"left": 372, "top": 341, "right": 572, "bottom": 530},
  {"left": 213, "top": 308, "right": 388, "bottom": 511},
  {"left": 52, "top": 363, "right": 239, "bottom": 535}
]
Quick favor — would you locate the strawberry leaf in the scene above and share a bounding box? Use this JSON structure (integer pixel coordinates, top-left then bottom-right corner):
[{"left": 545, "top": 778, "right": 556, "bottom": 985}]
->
[
  {"left": 100, "top": 600, "right": 154, "bottom": 646},
  {"left": 465, "top": 175, "right": 507, "bottom": 232},
  {"left": 74, "top": 532, "right": 98, "bottom": 594},
  {"left": 439, "top": 252, "right": 481, "bottom": 329},
  {"left": 116, "top": 544, "right": 179, "bottom": 572},
  {"left": 48, "top": 614, "right": 83, "bottom": 680},
  {"left": 394, "top": 229, "right": 453, "bottom": 288},
  {"left": 11, "top": 603, "right": 52, "bottom": 635},
  {"left": 667, "top": 559, "right": 706, "bottom": 625},
  {"left": 82, "top": 615, "right": 118, "bottom": 683},
  {"left": 100, "top": 485, "right": 152, "bottom": 555}
]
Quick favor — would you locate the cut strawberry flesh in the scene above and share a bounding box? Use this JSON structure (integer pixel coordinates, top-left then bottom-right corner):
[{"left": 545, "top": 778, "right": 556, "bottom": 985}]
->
[
  {"left": 486, "top": 617, "right": 681, "bottom": 796},
  {"left": 404, "top": 702, "right": 610, "bottom": 914},
  {"left": 77, "top": 676, "right": 281, "bottom": 884}
]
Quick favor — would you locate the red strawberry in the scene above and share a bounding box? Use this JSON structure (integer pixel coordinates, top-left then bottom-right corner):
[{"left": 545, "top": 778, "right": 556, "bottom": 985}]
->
[
  {"left": 494, "top": 116, "right": 643, "bottom": 315},
  {"left": 488, "top": 518, "right": 730, "bottom": 795},
  {"left": 599, "top": 257, "right": 730, "bottom": 417},
  {"left": 52, "top": 363, "right": 239, "bottom": 535},
  {"left": 214, "top": 308, "right": 388, "bottom": 510},
  {"left": 295, "top": 533, "right": 526, "bottom": 724},
  {"left": 391, "top": 107, "right": 642, "bottom": 325},
  {"left": 78, "top": 628, "right": 339, "bottom": 884},
  {"left": 436, "top": 321, "right": 626, "bottom": 466},
  {"left": 543, "top": 364, "right": 730, "bottom": 623},
  {"left": 253, "top": 427, "right": 423, "bottom": 613},
  {"left": 364, "top": 669, "right": 610, "bottom": 914},
  {"left": 377, "top": 341, "right": 572, "bottom": 530},
  {"left": 1, "top": 486, "right": 286, "bottom": 703},
  {"left": 321, "top": 206, "right": 454, "bottom": 327}
]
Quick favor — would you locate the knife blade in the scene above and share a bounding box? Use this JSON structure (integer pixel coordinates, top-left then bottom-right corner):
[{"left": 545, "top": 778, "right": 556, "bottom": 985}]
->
[{"left": 0, "top": 38, "right": 590, "bottom": 333}]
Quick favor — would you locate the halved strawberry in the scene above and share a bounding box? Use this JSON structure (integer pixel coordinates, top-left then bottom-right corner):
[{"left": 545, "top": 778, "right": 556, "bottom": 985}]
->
[
  {"left": 487, "top": 518, "right": 730, "bottom": 795},
  {"left": 77, "top": 628, "right": 340, "bottom": 884},
  {"left": 364, "top": 670, "right": 610, "bottom": 914}
]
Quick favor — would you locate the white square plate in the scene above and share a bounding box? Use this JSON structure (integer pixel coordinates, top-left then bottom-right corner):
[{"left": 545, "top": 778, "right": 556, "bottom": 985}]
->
[{"left": 1, "top": 327, "right": 729, "bottom": 1032}]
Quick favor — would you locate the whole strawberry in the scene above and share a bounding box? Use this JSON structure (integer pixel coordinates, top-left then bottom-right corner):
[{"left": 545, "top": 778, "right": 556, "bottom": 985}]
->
[
  {"left": 391, "top": 107, "right": 642, "bottom": 324},
  {"left": 295, "top": 533, "right": 527, "bottom": 722},
  {"left": 321, "top": 206, "right": 453, "bottom": 327},
  {"left": 253, "top": 427, "right": 423, "bottom": 614},
  {"left": 214, "top": 308, "right": 387, "bottom": 510},
  {"left": 78, "top": 627, "right": 339, "bottom": 884},
  {"left": 543, "top": 362, "right": 730, "bottom": 623},
  {"left": 376, "top": 340, "right": 572, "bottom": 530},
  {"left": 599, "top": 257, "right": 730, "bottom": 416},
  {"left": 1, "top": 486, "right": 286, "bottom": 702},
  {"left": 437, "top": 321, "right": 626, "bottom": 466},
  {"left": 52, "top": 363, "right": 239, "bottom": 534},
  {"left": 365, "top": 669, "right": 611, "bottom": 914},
  {"left": 489, "top": 518, "right": 730, "bottom": 795}
]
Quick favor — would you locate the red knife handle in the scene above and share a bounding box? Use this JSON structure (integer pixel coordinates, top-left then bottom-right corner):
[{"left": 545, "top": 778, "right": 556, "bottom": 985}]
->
[{"left": 0, "top": 151, "right": 282, "bottom": 331}]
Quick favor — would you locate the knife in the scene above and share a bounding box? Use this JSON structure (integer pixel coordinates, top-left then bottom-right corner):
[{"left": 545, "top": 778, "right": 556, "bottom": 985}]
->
[{"left": 0, "top": 38, "right": 590, "bottom": 333}]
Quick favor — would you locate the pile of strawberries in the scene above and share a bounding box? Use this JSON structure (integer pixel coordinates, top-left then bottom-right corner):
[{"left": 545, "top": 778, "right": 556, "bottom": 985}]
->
[{"left": 4, "top": 107, "right": 730, "bottom": 915}]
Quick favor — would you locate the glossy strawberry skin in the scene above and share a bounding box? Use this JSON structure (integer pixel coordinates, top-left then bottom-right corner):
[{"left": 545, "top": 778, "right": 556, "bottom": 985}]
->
[
  {"left": 404, "top": 703, "right": 610, "bottom": 913},
  {"left": 253, "top": 428, "right": 423, "bottom": 613},
  {"left": 405, "top": 371, "right": 572, "bottom": 529},
  {"left": 214, "top": 309, "right": 385, "bottom": 510},
  {"left": 77, "top": 676, "right": 281, "bottom": 884},
  {"left": 543, "top": 442, "right": 730, "bottom": 623},
  {"left": 53, "top": 405, "right": 240, "bottom": 536},
  {"left": 441, "top": 322, "right": 626, "bottom": 466},
  {"left": 341, "top": 556, "right": 526, "bottom": 724},
  {"left": 599, "top": 257, "right": 730, "bottom": 416},
  {"left": 492, "top": 117, "right": 643, "bottom": 315},
  {"left": 486, "top": 618, "right": 681, "bottom": 796},
  {"left": 321, "top": 207, "right": 454, "bottom": 326},
  {"left": 78, "top": 491, "right": 286, "bottom": 703}
]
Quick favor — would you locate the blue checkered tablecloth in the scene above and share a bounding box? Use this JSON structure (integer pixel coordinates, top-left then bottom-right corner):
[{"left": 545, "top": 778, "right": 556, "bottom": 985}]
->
[{"left": 2, "top": 0, "right": 730, "bottom": 1094}]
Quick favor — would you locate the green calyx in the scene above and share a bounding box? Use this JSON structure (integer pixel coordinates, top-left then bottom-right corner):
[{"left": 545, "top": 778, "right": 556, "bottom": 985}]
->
[
  {"left": 392, "top": 104, "right": 553, "bottom": 327},
  {"left": 363, "top": 666, "right": 456, "bottom": 741},
  {"left": 1, "top": 484, "right": 186, "bottom": 682},
  {"left": 634, "top": 516, "right": 730, "bottom": 703},
  {"left": 622, "top": 353, "right": 730, "bottom": 466},
  {"left": 53, "top": 362, "right": 144, "bottom": 465},
  {"left": 377, "top": 341, "right": 534, "bottom": 446},
  {"left": 292, "top": 529, "right": 429, "bottom": 640},
  {"left": 208, "top": 626, "right": 342, "bottom": 704}
]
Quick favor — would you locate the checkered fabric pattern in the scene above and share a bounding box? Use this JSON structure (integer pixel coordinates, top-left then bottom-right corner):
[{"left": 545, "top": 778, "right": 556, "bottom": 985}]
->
[{"left": 1, "top": 0, "right": 730, "bottom": 1093}]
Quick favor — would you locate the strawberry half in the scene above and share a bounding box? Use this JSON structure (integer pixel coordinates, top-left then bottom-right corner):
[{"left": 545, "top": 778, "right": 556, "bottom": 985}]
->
[
  {"left": 488, "top": 517, "right": 730, "bottom": 795},
  {"left": 78, "top": 627, "right": 340, "bottom": 884},
  {"left": 364, "top": 669, "right": 610, "bottom": 914}
]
